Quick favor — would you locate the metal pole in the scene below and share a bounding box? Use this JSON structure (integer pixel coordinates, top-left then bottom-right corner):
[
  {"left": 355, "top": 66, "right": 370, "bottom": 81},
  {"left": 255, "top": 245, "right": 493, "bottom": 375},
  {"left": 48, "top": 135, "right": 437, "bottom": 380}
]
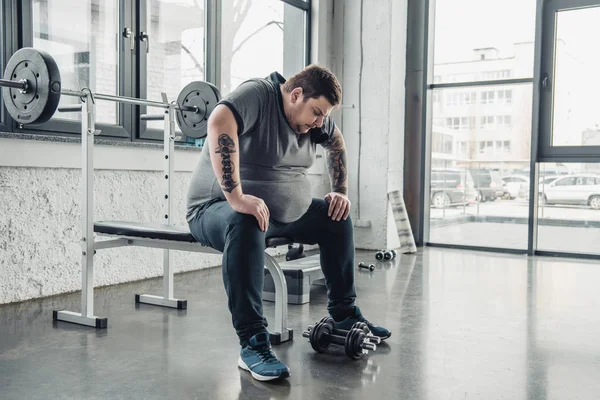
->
[
  {"left": 62, "top": 89, "right": 198, "bottom": 112},
  {"left": 0, "top": 80, "right": 200, "bottom": 112},
  {"left": 163, "top": 103, "right": 175, "bottom": 300},
  {"left": 81, "top": 91, "right": 96, "bottom": 318},
  {"left": 0, "top": 78, "right": 27, "bottom": 90}
]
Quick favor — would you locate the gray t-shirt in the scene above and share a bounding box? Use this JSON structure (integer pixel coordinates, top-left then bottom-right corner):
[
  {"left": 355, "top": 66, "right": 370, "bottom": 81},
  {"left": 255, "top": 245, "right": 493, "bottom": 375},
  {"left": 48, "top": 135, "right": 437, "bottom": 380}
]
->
[{"left": 186, "top": 72, "right": 336, "bottom": 224}]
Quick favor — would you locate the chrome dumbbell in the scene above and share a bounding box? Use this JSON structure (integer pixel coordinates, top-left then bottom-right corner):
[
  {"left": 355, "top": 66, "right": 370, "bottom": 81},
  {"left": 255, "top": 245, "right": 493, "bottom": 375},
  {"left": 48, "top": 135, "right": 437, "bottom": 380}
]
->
[{"left": 358, "top": 262, "right": 375, "bottom": 271}]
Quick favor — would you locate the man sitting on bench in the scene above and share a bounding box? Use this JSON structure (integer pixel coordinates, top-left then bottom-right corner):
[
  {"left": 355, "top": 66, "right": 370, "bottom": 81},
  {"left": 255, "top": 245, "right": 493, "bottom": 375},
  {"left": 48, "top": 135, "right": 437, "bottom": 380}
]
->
[{"left": 186, "top": 65, "right": 391, "bottom": 382}]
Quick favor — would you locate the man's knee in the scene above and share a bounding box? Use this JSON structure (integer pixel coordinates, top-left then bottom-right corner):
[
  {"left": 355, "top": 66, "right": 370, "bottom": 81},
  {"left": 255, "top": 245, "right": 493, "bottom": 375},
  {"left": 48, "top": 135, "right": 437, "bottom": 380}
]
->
[
  {"left": 226, "top": 212, "right": 265, "bottom": 243},
  {"left": 306, "top": 199, "right": 353, "bottom": 239}
]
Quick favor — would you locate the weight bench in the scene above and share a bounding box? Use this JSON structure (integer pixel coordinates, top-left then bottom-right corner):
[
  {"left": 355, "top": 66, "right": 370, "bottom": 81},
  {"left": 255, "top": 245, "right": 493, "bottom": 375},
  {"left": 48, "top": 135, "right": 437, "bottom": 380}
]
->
[
  {"left": 54, "top": 220, "right": 294, "bottom": 344},
  {"left": 51, "top": 85, "right": 294, "bottom": 344}
]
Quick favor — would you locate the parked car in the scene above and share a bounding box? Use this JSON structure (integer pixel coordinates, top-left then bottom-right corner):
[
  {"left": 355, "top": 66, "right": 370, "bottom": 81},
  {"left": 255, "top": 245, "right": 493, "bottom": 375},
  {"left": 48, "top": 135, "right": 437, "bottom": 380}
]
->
[
  {"left": 524, "top": 176, "right": 562, "bottom": 200},
  {"left": 501, "top": 175, "right": 529, "bottom": 199},
  {"left": 430, "top": 168, "right": 478, "bottom": 208},
  {"left": 539, "top": 174, "right": 600, "bottom": 209},
  {"left": 468, "top": 168, "right": 507, "bottom": 202}
]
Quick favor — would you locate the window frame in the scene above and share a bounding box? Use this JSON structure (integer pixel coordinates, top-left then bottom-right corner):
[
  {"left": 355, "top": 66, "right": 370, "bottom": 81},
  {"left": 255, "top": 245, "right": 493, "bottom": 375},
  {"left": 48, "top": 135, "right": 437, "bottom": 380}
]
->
[
  {"left": 538, "top": 0, "right": 600, "bottom": 162},
  {"left": 0, "top": 0, "right": 13, "bottom": 132}
]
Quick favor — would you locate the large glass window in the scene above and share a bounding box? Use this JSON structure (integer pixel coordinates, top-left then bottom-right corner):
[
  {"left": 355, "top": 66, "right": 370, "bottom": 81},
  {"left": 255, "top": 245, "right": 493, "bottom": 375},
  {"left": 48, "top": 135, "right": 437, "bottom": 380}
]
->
[
  {"left": 423, "top": 0, "right": 600, "bottom": 258},
  {"left": 141, "top": 0, "right": 205, "bottom": 134},
  {"left": 33, "top": 0, "right": 119, "bottom": 125},
  {"left": 0, "top": 3, "right": 5, "bottom": 130},
  {"left": 550, "top": 6, "right": 600, "bottom": 147},
  {"left": 6, "top": 0, "right": 310, "bottom": 141},
  {"left": 426, "top": 0, "right": 536, "bottom": 249},
  {"left": 220, "top": 0, "right": 306, "bottom": 95},
  {"left": 537, "top": 162, "right": 600, "bottom": 254}
]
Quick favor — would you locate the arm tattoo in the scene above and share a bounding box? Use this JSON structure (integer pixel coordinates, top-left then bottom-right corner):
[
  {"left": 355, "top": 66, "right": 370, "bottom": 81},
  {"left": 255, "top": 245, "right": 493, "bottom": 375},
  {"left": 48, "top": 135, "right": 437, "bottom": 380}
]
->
[
  {"left": 214, "top": 134, "right": 239, "bottom": 193},
  {"left": 323, "top": 132, "right": 348, "bottom": 195}
]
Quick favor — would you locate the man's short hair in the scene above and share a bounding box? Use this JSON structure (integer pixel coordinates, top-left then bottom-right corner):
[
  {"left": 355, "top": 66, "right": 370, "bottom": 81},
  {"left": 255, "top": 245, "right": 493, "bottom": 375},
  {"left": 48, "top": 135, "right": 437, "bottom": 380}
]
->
[{"left": 283, "top": 65, "right": 342, "bottom": 107}]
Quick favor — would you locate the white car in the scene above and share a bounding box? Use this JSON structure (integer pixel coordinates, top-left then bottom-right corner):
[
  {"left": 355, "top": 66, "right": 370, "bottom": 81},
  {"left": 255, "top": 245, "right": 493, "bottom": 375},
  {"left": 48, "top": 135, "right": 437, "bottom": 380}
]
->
[
  {"left": 501, "top": 175, "right": 529, "bottom": 199},
  {"left": 540, "top": 174, "right": 600, "bottom": 209}
]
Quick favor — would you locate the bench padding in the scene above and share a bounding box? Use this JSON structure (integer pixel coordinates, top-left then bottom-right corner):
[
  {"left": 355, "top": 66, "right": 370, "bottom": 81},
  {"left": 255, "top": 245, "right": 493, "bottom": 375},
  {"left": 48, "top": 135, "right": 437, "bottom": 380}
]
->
[{"left": 94, "top": 221, "right": 294, "bottom": 248}]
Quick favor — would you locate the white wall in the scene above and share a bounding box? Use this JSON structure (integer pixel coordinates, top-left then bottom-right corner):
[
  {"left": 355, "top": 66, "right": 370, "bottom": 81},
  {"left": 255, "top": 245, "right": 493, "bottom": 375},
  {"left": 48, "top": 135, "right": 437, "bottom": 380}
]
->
[{"left": 0, "top": 138, "right": 324, "bottom": 304}]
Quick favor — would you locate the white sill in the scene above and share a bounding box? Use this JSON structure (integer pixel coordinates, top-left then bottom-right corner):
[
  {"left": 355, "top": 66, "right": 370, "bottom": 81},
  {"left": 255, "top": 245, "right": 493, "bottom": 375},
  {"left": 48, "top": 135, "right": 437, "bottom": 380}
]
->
[
  {"left": 0, "top": 135, "right": 201, "bottom": 172},
  {"left": 0, "top": 134, "right": 326, "bottom": 175}
]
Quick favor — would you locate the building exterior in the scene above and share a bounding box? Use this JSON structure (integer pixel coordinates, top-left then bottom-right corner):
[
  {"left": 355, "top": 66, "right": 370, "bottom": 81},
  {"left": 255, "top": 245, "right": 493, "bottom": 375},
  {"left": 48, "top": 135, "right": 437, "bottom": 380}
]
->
[{"left": 430, "top": 42, "right": 534, "bottom": 174}]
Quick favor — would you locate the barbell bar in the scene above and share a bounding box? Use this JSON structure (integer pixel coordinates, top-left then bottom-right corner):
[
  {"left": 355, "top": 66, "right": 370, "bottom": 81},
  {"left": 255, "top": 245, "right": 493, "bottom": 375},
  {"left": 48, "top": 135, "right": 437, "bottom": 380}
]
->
[{"left": 0, "top": 47, "right": 220, "bottom": 138}]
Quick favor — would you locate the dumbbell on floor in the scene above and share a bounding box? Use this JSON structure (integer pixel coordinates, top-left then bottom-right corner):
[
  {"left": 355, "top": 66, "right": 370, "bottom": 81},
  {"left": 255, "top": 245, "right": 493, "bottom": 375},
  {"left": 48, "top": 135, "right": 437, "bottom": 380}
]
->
[
  {"left": 302, "top": 317, "right": 378, "bottom": 360},
  {"left": 306, "top": 320, "right": 381, "bottom": 345},
  {"left": 375, "top": 249, "right": 397, "bottom": 261},
  {"left": 358, "top": 262, "right": 375, "bottom": 271}
]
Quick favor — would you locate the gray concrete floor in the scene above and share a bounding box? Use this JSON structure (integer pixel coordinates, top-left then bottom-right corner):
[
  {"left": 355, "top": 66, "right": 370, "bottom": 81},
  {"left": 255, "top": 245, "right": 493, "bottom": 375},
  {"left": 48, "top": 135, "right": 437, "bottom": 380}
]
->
[{"left": 1, "top": 248, "right": 600, "bottom": 399}]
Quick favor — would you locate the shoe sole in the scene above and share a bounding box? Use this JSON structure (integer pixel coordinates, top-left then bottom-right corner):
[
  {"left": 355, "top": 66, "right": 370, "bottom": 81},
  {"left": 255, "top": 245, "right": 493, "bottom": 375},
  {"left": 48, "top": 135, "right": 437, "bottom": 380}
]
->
[
  {"left": 378, "top": 332, "right": 391, "bottom": 341},
  {"left": 237, "top": 357, "right": 290, "bottom": 382}
]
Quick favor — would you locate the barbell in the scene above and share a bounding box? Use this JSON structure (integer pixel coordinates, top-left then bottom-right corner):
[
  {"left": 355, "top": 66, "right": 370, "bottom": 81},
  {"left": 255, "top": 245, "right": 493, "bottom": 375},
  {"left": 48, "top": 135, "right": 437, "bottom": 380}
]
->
[{"left": 0, "top": 47, "right": 220, "bottom": 138}]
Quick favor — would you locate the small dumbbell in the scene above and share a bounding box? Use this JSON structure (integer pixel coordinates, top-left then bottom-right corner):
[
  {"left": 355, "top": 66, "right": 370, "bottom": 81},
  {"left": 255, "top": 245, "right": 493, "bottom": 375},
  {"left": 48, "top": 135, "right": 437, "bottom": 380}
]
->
[
  {"left": 375, "top": 250, "right": 392, "bottom": 260},
  {"left": 358, "top": 262, "right": 375, "bottom": 271},
  {"left": 375, "top": 249, "right": 397, "bottom": 261},
  {"left": 305, "top": 320, "right": 381, "bottom": 345}
]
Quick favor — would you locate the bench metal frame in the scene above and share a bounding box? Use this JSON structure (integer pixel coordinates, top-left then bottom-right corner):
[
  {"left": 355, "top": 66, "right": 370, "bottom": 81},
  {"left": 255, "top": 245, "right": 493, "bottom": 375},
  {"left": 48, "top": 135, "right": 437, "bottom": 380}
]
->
[{"left": 52, "top": 89, "right": 292, "bottom": 344}]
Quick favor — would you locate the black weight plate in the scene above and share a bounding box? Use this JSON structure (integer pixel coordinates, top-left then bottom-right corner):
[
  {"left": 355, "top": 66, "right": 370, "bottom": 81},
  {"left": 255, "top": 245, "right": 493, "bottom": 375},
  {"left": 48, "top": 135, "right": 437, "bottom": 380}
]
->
[
  {"left": 344, "top": 328, "right": 365, "bottom": 360},
  {"left": 2, "top": 47, "right": 61, "bottom": 124},
  {"left": 176, "top": 81, "right": 220, "bottom": 139},
  {"left": 310, "top": 320, "right": 331, "bottom": 353}
]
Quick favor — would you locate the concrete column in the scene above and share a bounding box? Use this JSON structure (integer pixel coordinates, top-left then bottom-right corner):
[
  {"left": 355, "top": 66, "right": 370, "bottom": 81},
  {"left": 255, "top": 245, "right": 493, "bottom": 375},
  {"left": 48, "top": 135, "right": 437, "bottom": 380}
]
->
[{"left": 332, "top": 0, "right": 408, "bottom": 249}]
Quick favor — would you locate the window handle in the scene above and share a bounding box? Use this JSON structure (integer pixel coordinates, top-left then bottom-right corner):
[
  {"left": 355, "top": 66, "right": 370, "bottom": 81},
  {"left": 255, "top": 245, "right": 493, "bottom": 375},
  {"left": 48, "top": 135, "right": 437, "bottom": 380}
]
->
[
  {"left": 140, "top": 31, "right": 150, "bottom": 54},
  {"left": 123, "top": 27, "right": 134, "bottom": 51},
  {"left": 541, "top": 73, "right": 550, "bottom": 90}
]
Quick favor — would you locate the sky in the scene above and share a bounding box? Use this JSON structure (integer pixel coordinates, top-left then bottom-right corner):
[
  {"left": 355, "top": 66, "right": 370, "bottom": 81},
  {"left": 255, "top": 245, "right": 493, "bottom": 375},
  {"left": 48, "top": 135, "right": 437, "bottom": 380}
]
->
[{"left": 433, "top": 0, "right": 537, "bottom": 63}]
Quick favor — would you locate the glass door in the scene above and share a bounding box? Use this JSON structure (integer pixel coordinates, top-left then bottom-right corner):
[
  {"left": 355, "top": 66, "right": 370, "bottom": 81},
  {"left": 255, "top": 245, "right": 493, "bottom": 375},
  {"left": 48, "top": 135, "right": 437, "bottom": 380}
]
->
[{"left": 536, "top": 0, "right": 600, "bottom": 255}]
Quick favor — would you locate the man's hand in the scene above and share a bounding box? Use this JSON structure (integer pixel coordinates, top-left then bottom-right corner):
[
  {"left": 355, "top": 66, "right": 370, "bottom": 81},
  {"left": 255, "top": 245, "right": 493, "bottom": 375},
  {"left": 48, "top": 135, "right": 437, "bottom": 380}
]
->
[
  {"left": 230, "top": 194, "right": 270, "bottom": 232},
  {"left": 324, "top": 192, "right": 351, "bottom": 221}
]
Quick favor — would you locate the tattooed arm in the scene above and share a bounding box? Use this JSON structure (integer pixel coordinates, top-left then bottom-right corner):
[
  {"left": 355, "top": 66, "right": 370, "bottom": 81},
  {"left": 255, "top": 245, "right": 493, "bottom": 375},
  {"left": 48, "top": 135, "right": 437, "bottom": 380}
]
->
[
  {"left": 320, "top": 126, "right": 351, "bottom": 221},
  {"left": 206, "top": 104, "right": 270, "bottom": 231},
  {"left": 321, "top": 126, "right": 348, "bottom": 195}
]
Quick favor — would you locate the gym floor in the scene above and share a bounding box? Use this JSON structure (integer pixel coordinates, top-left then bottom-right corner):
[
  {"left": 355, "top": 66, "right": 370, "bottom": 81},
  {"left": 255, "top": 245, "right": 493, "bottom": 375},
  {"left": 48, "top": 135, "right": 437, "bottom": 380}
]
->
[{"left": 1, "top": 247, "right": 600, "bottom": 400}]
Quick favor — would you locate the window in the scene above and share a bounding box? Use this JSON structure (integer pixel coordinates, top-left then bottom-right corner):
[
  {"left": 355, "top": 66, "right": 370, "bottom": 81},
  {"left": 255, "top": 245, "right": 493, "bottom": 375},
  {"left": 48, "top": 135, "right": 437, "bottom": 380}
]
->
[
  {"left": 498, "top": 89, "right": 512, "bottom": 104},
  {"left": 480, "top": 115, "right": 494, "bottom": 127},
  {"left": 481, "top": 90, "right": 495, "bottom": 104},
  {"left": 432, "top": 132, "right": 454, "bottom": 155},
  {"left": 540, "top": 3, "right": 600, "bottom": 155},
  {"left": 432, "top": 0, "right": 535, "bottom": 85},
  {"left": 554, "top": 177, "right": 576, "bottom": 186},
  {"left": 7, "top": 1, "right": 310, "bottom": 142},
  {"left": 139, "top": 0, "right": 206, "bottom": 139},
  {"left": 18, "top": 0, "right": 134, "bottom": 138},
  {"left": 220, "top": 0, "right": 308, "bottom": 95},
  {"left": 32, "top": 0, "right": 123, "bottom": 130}
]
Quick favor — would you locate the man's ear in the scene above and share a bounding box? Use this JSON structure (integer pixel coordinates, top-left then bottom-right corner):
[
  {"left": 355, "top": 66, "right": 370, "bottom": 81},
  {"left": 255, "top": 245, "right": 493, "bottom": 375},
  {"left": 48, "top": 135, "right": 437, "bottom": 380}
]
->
[{"left": 290, "top": 87, "right": 303, "bottom": 104}]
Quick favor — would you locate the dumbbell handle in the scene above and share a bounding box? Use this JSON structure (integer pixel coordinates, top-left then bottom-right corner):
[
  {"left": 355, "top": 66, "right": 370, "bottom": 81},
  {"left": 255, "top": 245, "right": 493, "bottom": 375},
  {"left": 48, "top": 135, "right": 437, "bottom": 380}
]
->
[
  {"left": 306, "top": 325, "right": 381, "bottom": 344},
  {"left": 362, "top": 342, "right": 376, "bottom": 351},
  {"left": 301, "top": 330, "right": 346, "bottom": 346}
]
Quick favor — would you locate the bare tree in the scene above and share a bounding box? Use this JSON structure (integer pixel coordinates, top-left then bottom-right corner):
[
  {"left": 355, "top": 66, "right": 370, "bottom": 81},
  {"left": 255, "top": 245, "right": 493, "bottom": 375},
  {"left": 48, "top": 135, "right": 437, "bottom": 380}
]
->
[{"left": 182, "top": 0, "right": 283, "bottom": 93}]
